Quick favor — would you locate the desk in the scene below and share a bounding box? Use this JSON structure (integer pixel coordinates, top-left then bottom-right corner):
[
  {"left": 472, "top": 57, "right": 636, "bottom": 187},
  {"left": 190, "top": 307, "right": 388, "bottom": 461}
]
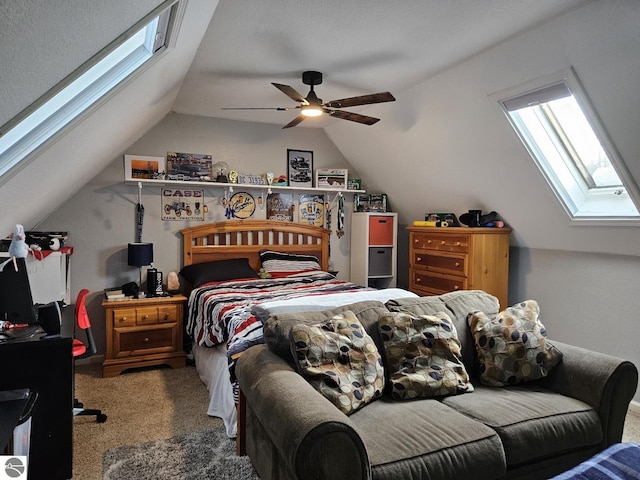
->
[{"left": 0, "top": 331, "right": 73, "bottom": 479}]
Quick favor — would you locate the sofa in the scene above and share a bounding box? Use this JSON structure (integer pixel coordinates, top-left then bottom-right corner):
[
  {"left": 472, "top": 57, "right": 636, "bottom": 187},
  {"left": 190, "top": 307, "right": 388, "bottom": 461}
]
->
[{"left": 236, "top": 290, "right": 638, "bottom": 480}]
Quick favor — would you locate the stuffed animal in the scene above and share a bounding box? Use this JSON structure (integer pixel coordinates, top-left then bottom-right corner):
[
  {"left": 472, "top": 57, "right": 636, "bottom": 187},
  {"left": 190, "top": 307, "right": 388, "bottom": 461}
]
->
[
  {"left": 0, "top": 224, "right": 30, "bottom": 272},
  {"left": 258, "top": 268, "right": 272, "bottom": 279}
]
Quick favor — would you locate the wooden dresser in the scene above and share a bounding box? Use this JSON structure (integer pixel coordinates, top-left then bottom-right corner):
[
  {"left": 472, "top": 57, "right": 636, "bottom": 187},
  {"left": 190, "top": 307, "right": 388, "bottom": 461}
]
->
[
  {"left": 407, "top": 226, "right": 511, "bottom": 308},
  {"left": 101, "top": 294, "right": 187, "bottom": 377}
]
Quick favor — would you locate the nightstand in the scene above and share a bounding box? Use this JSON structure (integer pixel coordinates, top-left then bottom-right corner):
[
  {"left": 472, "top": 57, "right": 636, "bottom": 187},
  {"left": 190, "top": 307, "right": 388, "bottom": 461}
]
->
[{"left": 101, "top": 294, "right": 187, "bottom": 377}]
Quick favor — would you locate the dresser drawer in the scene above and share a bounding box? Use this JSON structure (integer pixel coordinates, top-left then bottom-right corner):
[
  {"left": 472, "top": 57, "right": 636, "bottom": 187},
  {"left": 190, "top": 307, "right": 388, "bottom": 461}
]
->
[
  {"left": 413, "top": 251, "right": 466, "bottom": 276},
  {"left": 412, "top": 233, "right": 469, "bottom": 253},
  {"left": 115, "top": 324, "right": 177, "bottom": 357},
  {"left": 136, "top": 306, "right": 159, "bottom": 325},
  {"left": 111, "top": 308, "right": 136, "bottom": 327},
  {"left": 412, "top": 270, "right": 467, "bottom": 294}
]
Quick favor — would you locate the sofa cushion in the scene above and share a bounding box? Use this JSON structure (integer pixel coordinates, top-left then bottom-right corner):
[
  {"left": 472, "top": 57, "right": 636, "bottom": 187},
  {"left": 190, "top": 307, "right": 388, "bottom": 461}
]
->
[
  {"left": 378, "top": 311, "right": 473, "bottom": 400},
  {"left": 468, "top": 300, "right": 563, "bottom": 387},
  {"left": 442, "top": 383, "right": 602, "bottom": 468},
  {"left": 264, "top": 300, "right": 389, "bottom": 363},
  {"left": 350, "top": 397, "right": 506, "bottom": 480},
  {"left": 290, "top": 311, "right": 385, "bottom": 415},
  {"left": 386, "top": 290, "right": 500, "bottom": 376}
]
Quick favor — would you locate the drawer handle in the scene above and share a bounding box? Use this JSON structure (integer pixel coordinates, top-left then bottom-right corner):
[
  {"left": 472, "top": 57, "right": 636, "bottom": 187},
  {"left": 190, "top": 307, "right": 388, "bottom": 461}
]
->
[
  {"left": 454, "top": 285, "right": 460, "bottom": 290},
  {"left": 455, "top": 262, "right": 460, "bottom": 267},
  {"left": 416, "top": 256, "right": 422, "bottom": 262},
  {"left": 455, "top": 242, "right": 461, "bottom": 246},
  {"left": 142, "top": 315, "right": 149, "bottom": 320},
  {"left": 164, "top": 313, "right": 170, "bottom": 320},
  {"left": 416, "top": 277, "right": 421, "bottom": 283},
  {"left": 440, "top": 240, "right": 446, "bottom": 245},
  {"left": 120, "top": 317, "right": 127, "bottom": 322},
  {"left": 427, "top": 239, "right": 432, "bottom": 244},
  {"left": 144, "top": 337, "right": 150, "bottom": 343}
]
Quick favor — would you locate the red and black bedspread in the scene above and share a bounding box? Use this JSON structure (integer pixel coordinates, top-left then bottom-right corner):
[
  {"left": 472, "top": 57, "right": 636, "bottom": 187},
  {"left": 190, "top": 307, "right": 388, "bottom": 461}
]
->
[{"left": 186, "top": 271, "right": 370, "bottom": 395}]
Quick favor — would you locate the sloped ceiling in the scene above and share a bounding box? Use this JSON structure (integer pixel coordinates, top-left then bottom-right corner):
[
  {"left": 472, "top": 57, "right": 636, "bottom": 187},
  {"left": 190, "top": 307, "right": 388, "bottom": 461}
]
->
[
  {"left": 173, "top": 0, "right": 588, "bottom": 129},
  {"left": 5, "top": 0, "right": 640, "bottom": 257}
]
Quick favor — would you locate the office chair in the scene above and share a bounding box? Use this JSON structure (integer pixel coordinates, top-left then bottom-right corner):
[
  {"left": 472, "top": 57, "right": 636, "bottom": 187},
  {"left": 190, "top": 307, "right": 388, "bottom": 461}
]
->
[{"left": 73, "top": 289, "right": 107, "bottom": 423}]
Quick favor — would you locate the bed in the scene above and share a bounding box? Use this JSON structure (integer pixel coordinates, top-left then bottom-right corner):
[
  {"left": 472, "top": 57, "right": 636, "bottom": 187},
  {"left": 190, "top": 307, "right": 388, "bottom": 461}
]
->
[{"left": 180, "top": 220, "right": 417, "bottom": 438}]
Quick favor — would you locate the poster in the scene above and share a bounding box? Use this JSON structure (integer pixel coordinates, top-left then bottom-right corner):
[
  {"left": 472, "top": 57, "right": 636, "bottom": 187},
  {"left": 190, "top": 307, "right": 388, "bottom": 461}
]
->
[
  {"left": 298, "top": 194, "right": 325, "bottom": 227},
  {"left": 166, "top": 152, "right": 213, "bottom": 181},
  {"left": 161, "top": 188, "right": 205, "bottom": 220},
  {"left": 266, "top": 193, "right": 295, "bottom": 221}
]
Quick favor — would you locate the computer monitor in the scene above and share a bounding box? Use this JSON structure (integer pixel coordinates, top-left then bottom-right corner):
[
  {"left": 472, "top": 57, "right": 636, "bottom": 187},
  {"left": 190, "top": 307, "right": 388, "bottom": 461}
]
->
[{"left": 0, "top": 257, "right": 38, "bottom": 324}]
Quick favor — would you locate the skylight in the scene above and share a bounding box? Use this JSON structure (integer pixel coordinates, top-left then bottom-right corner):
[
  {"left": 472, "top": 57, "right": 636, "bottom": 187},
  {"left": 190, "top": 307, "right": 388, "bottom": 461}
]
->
[
  {"left": 0, "top": 0, "right": 182, "bottom": 182},
  {"left": 493, "top": 68, "right": 640, "bottom": 223}
]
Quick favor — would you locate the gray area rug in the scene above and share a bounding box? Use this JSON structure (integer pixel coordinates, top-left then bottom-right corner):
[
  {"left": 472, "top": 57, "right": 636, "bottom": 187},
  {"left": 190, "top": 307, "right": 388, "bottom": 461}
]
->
[{"left": 103, "top": 426, "right": 260, "bottom": 479}]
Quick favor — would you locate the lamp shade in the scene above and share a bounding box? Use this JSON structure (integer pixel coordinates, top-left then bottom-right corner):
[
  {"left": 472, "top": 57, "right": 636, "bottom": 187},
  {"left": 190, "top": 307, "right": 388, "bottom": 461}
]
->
[{"left": 128, "top": 242, "right": 153, "bottom": 267}]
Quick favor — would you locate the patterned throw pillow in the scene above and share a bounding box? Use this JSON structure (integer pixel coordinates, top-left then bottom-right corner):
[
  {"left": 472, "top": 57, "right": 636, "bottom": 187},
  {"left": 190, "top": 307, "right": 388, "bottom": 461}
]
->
[
  {"left": 260, "top": 250, "right": 321, "bottom": 278},
  {"left": 468, "top": 300, "right": 563, "bottom": 387},
  {"left": 290, "top": 311, "right": 385, "bottom": 415},
  {"left": 378, "top": 311, "right": 474, "bottom": 400}
]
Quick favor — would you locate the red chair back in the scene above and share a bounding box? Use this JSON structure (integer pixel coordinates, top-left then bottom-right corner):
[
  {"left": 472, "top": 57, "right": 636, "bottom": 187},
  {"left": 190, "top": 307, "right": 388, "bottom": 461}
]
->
[{"left": 75, "top": 289, "right": 91, "bottom": 330}]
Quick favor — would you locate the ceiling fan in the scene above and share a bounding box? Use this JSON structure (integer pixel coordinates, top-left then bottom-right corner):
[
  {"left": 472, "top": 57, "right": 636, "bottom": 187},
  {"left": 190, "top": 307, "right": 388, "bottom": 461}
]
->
[{"left": 221, "top": 71, "right": 396, "bottom": 129}]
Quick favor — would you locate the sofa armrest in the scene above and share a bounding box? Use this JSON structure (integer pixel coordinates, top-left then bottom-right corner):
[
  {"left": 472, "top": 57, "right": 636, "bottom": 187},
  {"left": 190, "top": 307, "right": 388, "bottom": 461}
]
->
[
  {"left": 237, "top": 344, "right": 371, "bottom": 480},
  {"left": 539, "top": 340, "right": 638, "bottom": 447}
]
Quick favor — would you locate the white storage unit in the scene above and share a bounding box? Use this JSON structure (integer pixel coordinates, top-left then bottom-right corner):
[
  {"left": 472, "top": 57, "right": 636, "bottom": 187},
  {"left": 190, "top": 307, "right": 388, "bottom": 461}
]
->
[
  {"left": 350, "top": 212, "right": 397, "bottom": 289},
  {"left": 0, "top": 249, "right": 72, "bottom": 305}
]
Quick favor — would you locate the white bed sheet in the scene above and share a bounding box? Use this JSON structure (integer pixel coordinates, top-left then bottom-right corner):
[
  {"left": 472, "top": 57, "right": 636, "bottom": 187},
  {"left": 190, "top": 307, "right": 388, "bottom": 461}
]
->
[
  {"left": 191, "top": 286, "right": 418, "bottom": 439},
  {"left": 192, "top": 342, "right": 237, "bottom": 438}
]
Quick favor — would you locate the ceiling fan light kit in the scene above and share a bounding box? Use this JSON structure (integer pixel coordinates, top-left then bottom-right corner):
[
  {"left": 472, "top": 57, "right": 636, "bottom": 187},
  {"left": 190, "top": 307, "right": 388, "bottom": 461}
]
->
[{"left": 222, "top": 71, "right": 395, "bottom": 128}]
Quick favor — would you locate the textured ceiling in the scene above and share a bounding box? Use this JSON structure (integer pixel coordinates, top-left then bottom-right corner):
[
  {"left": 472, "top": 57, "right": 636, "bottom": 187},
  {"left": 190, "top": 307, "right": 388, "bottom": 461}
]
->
[{"left": 172, "top": 0, "right": 589, "bottom": 129}]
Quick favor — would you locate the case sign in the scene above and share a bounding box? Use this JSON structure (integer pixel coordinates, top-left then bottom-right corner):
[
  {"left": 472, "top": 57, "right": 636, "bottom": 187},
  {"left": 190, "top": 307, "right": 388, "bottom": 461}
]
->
[{"left": 161, "top": 189, "right": 205, "bottom": 221}]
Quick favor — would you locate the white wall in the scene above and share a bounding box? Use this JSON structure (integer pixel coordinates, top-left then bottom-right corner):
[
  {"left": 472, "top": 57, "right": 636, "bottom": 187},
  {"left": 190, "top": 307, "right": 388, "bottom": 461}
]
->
[{"left": 38, "top": 113, "right": 361, "bottom": 353}]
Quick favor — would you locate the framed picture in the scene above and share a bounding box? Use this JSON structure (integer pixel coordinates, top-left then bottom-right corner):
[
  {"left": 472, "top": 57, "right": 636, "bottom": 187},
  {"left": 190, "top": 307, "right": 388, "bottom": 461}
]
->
[
  {"left": 287, "top": 149, "right": 313, "bottom": 187},
  {"left": 166, "top": 152, "right": 213, "bottom": 181},
  {"left": 266, "top": 193, "right": 295, "bottom": 222},
  {"left": 315, "top": 168, "right": 348, "bottom": 189},
  {"left": 124, "top": 155, "right": 165, "bottom": 181},
  {"left": 161, "top": 188, "right": 205, "bottom": 221}
]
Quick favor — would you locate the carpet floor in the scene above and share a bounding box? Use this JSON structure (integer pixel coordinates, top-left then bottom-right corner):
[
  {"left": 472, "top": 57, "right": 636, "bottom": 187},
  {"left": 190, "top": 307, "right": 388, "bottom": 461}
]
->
[{"left": 73, "top": 362, "right": 258, "bottom": 479}]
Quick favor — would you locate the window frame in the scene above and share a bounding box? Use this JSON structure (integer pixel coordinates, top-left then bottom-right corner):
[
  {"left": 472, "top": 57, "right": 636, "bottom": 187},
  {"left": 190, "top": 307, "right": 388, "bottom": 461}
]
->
[
  {"left": 0, "top": 0, "right": 184, "bottom": 184},
  {"left": 491, "top": 67, "right": 640, "bottom": 225}
]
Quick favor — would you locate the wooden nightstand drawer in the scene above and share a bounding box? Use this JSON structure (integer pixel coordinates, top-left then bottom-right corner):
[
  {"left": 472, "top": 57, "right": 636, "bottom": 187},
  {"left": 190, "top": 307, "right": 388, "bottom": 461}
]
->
[
  {"left": 112, "top": 308, "right": 136, "bottom": 327},
  {"left": 136, "top": 306, "right": 158, "bottom": 325},
  {"left": 413, "top": 251, "right": 466, "bottom": 276},
  {"left": 116, "top": 324, "right": 176, "bottom": 357},
  {"left": 412, "top": 233, "right": 469, "bottom": 253},
  {"left": 102, "top": 294, "right": 187, "bottom": 377}
]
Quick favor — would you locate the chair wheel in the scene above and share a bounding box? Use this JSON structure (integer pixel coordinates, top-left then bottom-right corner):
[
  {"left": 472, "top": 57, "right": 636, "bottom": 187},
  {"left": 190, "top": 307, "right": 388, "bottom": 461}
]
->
[{"left": 97, "top": 413, "right": 107, "bottom": 423}]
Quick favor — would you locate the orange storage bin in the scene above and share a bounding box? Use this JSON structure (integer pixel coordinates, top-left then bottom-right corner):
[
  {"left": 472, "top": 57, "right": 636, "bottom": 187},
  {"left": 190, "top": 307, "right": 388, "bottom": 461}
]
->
[{"left": 368, "top": 216, "right": 394, "bottom": 245}]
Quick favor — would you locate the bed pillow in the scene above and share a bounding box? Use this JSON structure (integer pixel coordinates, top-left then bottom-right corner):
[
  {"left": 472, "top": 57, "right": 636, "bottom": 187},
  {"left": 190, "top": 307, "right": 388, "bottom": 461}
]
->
[
  {"left": 468, "top": 300, "right": 563, "bottom": 387},
  {"left": 179, "top": 258, "right": 259, "bottom": 287},
  {"left": 259, "top": 250, "right": 321, "bottom": 278},
  {"left": 290, "top": 310, "right": 385, "bottom": 415},
  {"left": 378, "top": 311, "right": 473, "bottom": 400}
]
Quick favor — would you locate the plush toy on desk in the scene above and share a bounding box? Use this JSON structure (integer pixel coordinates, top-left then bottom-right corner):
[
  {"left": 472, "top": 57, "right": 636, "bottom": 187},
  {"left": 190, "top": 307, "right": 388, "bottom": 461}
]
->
[{"left": 0, "top": 224, "right": 30, "bottom": 272}]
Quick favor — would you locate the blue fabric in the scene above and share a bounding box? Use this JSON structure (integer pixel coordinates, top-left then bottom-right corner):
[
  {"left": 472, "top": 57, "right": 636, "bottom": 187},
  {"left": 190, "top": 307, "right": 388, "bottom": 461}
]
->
[{"left": 551, "top": 443, "right": 640, "bottom": 479}]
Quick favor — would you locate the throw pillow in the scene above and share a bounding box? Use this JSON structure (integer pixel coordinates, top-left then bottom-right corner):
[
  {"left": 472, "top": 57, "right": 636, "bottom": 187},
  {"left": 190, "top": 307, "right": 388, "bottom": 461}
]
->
[
  {"left": 179, "top": 258, "right": 259, "bottom": 287},
  {"left": 290, "top": 310, "right": 385, "bottom": 415},
  {"left": 378, "top": 311, "right": 474, "bottom": 400},
  {"left": 259, "top": 250, "right": 321, "bottom": 278},
  {"left": 468, "top": 300, "right": 563, "bottom": 387}
]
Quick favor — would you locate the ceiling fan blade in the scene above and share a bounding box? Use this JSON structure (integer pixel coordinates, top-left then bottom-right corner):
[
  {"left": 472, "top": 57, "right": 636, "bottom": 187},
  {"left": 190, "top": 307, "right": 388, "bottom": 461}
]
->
[
  {"left": 324, "top": 108, "right": 380, "bottom": 125},
  {"left": 324, "top": 92, "right": 395, "bottom": 109},
  {"left": 272, "top": 83, "right": 308, "bottom": 104},
  {"left": 221, "top": 107, "right": 292, "bottom": 111},
  {"left": 282, "top": 115, "right": 306, "bottom": 129}
]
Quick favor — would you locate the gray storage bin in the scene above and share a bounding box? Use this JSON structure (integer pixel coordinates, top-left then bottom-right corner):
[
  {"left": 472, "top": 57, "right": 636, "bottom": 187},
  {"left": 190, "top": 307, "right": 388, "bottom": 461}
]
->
[{"left": 368, "top": 247, "right": 393, "bottom": 276}]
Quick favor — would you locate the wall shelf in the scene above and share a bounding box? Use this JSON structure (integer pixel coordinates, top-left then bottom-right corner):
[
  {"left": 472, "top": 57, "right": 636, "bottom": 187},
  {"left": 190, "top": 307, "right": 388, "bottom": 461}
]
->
[{"left": 126, "top": 178, "right": 365, "bottom": 194}]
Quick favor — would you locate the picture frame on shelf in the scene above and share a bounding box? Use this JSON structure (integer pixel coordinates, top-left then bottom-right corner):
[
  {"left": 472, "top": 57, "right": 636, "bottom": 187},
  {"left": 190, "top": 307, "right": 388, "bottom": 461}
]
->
[
  {"left": 166, "top": 152, "right": 213, "bottom": 181},
  {"left": 315, "top": 168, "right": 348, "bottom": 189},
  {"left": 347, "top": 178, "right": 362, "bottom": 190},
  {"left": 287, "top": 149, "right": 313, "bottom": 187},
  {"left": 124, "top": 155, "right": 165, "bottom": 181}
]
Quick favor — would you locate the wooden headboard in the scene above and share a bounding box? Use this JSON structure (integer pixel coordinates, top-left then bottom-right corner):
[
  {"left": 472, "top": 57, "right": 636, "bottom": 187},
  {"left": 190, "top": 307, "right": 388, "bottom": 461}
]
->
[{"left": 180, "top": 220, "right": 330, "bottom": 272}]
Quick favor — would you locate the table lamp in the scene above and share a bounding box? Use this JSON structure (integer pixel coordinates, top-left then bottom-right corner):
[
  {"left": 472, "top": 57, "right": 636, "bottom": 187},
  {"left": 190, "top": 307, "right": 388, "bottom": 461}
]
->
[{"left": 127, "top": 242, "right": 153, "bottom": 297}]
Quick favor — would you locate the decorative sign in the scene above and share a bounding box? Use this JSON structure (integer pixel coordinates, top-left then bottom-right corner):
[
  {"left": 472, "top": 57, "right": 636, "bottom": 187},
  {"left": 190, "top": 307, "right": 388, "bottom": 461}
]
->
[
  {"left": 162, "top": 189, "right": 205, "bottom": 220},
  {"left": 298, "top": 194, "right": 325, "bottom": 227},
  {"left": 226, "top": 192, "right": 256, "bottom": 219},
  {"left": 266, "top": 193, "right": 295, "bottom": 222}
]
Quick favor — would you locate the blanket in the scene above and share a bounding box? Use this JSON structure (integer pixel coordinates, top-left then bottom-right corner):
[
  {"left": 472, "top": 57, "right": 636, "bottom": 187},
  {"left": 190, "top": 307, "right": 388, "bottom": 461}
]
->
[
  {"left": 186, "top": 272, "right": 373, "bottom": 399},
  {"left": 551, "top": 443, "right": 640, "bottom": 479}
]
